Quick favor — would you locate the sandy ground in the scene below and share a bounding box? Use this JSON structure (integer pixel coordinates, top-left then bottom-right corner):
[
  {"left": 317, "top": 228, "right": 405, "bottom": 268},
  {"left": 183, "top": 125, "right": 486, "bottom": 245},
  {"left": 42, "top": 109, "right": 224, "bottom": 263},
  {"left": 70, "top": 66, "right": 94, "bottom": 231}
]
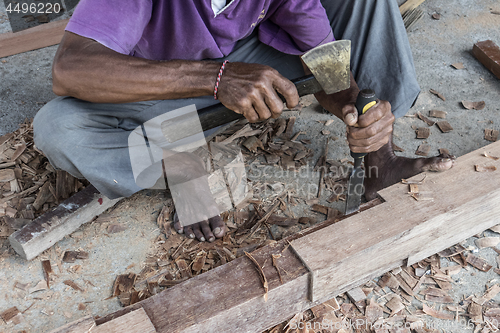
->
[{"left": 0, "top": 0, "right": 499, "bottom": 332}]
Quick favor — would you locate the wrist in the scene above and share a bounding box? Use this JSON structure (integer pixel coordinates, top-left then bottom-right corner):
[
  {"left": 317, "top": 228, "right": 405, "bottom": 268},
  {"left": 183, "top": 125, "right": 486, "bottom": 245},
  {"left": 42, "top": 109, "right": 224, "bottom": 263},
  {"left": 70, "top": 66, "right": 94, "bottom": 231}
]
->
[
  {"left": 159, "top": 60, "right": 224, "bottom": 97},
  {"left": 214, "top": 60, "right": 229, "bottom": 99}
]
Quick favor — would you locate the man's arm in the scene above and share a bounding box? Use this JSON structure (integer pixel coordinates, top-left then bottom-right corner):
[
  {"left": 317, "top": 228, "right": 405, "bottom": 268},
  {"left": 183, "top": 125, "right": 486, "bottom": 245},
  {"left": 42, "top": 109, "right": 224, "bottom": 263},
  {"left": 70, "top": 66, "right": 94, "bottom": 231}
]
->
[
  {"left": 52, "top": 32, "right": 222, "bottom": 103},
  {"left": 52, "top": 32, "right": 298, "bottom": 122}
]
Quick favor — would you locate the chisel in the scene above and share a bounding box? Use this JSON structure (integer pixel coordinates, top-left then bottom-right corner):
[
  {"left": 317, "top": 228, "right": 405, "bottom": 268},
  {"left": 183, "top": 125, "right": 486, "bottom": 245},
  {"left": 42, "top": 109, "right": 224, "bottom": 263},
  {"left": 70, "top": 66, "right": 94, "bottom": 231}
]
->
[{"left": 344, "top": 89, "right": 377, "bottom": 215}]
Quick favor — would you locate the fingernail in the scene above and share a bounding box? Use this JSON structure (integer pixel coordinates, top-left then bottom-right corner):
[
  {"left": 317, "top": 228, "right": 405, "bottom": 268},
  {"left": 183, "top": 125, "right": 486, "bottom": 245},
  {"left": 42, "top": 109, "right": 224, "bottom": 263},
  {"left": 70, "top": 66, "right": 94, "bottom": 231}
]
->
[
  {"left": 200, "top": 237, "right": 205, "bottom": 242},
  {"left": 345, "top": 113, "right": 356, "bottom": 124},
  {"left": 214, "top": 227, "right": 221, "bottom": 235}
]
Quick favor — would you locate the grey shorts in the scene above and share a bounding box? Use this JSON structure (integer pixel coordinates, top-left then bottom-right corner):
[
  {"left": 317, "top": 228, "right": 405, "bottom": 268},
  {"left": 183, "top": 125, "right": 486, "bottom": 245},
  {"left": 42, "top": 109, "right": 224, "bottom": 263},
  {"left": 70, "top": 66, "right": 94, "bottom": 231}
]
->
[{"left": 33, "top": 0, "right": 420, "bottom": 199}]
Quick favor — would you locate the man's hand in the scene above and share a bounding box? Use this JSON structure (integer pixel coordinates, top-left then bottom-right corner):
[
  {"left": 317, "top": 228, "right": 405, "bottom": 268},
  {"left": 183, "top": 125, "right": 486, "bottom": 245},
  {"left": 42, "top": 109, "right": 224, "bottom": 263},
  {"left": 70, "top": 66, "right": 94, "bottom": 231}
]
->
[
  {"left": 217, "top": 62, "right": 299, "bottom": 123},
  {"left": 342, "top": 100, "right": 395, "bottom": 153}
]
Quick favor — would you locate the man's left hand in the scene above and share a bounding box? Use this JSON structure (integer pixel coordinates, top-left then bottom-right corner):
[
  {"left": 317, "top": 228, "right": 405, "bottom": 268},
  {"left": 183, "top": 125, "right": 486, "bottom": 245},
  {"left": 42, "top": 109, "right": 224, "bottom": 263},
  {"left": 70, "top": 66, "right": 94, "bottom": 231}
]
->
[{"left": 341, "top": 100, "right": 395, "bottom": 153}]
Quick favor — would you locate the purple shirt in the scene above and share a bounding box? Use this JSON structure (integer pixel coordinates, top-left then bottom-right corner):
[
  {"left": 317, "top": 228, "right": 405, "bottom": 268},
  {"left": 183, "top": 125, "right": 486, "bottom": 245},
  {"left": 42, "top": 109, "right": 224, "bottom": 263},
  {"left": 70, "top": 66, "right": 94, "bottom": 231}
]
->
[{"left": 66, "top": 0, "right": 334, "bottom": 60}]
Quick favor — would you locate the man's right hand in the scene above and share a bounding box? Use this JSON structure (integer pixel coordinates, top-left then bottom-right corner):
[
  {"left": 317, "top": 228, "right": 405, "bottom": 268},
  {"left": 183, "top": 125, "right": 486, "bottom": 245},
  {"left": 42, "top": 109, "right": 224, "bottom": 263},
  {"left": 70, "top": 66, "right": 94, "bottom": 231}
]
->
[{"left": 216, "top": 62, "right": 299, "bottom": 123}]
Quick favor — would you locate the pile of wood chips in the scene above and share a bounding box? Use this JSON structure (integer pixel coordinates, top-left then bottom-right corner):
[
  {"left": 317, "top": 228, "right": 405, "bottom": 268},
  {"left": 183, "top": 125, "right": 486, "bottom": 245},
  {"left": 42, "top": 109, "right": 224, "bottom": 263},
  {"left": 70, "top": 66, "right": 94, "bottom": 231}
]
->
[
  {"left": 215, "top": 116, "right": 314, "bottom": 170},
  {"left": 0, "top": 119, "right": 87, "bottom": 242},
  {"left": 109, "top": 113, "right": 351, "bottom": 308}
]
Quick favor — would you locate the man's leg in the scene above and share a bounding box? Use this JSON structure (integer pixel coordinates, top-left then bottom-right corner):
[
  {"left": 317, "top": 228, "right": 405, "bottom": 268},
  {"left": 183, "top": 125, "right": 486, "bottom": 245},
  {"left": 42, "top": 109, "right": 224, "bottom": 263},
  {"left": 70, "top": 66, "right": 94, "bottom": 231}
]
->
[
  {"left": 320, "top": 0, "right": 454, "bottom": 200},
  {"left": 321, "top": 0, "right": 420, "bottom": 118},
  {"left": 34, "top": 95, "right": 229, "bottom": 241}
]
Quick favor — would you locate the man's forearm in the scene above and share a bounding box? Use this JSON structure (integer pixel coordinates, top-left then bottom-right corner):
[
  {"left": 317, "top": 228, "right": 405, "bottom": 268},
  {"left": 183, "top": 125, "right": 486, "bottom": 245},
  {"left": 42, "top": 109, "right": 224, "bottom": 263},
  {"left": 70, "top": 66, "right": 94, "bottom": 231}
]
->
[{"left": 52, "top": 32, "right": 221, "bottom": 103}]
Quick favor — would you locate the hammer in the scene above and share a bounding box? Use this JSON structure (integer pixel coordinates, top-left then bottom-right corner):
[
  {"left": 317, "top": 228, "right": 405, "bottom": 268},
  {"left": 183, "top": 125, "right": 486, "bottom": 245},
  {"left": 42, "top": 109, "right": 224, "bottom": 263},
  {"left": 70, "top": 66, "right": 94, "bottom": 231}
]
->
[{"left": 161, "top": 40, "right": 351, "bottom": 143}]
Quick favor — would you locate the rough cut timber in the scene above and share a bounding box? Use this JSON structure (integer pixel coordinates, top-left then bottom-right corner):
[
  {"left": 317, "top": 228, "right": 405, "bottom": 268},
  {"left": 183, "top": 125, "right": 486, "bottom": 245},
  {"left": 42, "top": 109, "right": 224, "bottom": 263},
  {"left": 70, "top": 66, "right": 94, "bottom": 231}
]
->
[
  {"left": 291, "top": 140, "right": 500, "bottom": 302},
  {"left": 9, "top": 185, "right": 122, "bottom": 260},
  {"left": 53, "top": 141, "right": 500, "bottom": 333},
  {"left": 473, "top": 40, "right": 500, "bottom": 79},
  {"left": 0, "top": 19, "right": 68, "bottom": 59}
]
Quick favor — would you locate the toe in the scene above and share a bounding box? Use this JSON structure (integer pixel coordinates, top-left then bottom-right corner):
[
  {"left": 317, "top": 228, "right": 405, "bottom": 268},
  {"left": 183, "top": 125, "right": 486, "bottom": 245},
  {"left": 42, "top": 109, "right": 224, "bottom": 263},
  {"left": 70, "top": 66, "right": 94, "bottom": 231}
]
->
[
  {"left": 184, "top": 226, "right": 196, "bottom": 239},
  {"left": 209, "top": 215, "right": 226, "bottom": 238},
  {"left": 200, "top": 220, "right": 215, "bottom": 242},
  {"left": 192, "top": 224, "right": 205, "bottom": 242},
  {"left": 425, "top": 156, "right": 454, "bottom": 172},
  {"left": 173, "top": 212, "right": 184, "bottom": 234}
]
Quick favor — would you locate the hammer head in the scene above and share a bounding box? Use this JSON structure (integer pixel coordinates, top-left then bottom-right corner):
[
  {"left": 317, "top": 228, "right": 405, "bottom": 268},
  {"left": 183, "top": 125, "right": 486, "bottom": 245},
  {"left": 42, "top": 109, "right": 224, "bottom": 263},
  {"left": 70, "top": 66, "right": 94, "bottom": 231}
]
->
[{"left": 301, "top": 40, "right": 351, "bottom": 94}]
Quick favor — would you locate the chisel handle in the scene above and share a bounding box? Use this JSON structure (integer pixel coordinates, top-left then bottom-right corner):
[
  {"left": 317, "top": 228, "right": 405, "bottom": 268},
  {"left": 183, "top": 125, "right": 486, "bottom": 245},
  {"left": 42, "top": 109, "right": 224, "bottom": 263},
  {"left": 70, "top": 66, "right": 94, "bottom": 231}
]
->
[{"left": 350, "top": 89, "right": 377, "bottom": 162}]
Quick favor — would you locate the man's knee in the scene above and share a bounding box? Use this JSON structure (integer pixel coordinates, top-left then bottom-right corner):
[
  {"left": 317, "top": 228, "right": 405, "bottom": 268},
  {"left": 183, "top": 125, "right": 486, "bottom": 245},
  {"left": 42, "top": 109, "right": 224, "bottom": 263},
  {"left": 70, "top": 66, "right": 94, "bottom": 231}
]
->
[{"left": 33, "top": 97, "right": 85, "bottom": 155}]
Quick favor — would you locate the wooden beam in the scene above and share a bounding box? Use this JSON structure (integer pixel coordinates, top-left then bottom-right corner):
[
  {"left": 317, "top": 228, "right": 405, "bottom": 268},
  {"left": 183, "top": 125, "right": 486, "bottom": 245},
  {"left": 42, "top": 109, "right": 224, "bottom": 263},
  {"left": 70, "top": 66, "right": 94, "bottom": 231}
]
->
[
  {"left": 53, "top": 141, "right": 500, "bottom": 333},
  {"left": 0, "top": 19, "right": 68, "bottom": 59},
  {"left": 9, "top": 185, "right": 122, "bottom": 260},
  {"left": 291, "top": 141, "right": 500, "bottom": 301},
  {"left": 473, "top": 40, "right": 500, "bottom": 80}
]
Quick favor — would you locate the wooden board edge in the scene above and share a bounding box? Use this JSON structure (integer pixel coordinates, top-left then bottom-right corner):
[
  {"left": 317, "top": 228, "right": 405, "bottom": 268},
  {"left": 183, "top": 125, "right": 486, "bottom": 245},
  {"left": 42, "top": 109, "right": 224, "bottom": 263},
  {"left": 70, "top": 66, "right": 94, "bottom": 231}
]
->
[
  {"left": 9, "top": 186, "right": 123, "bottom": 260},
  {"left": 92, "top": 308, "right": 156, "bottom": 333},
  {"left": 0, "top": 18, "right": 68, "bottom": 58}
]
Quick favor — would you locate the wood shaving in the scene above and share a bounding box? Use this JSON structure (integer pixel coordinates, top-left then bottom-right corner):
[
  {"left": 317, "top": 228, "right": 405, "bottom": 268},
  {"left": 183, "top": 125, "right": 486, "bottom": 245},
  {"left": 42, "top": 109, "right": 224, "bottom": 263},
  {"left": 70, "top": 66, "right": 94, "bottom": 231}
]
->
[
  {"left": 483, "top": 152, "right": 499, "bottom": 160},
  {"left": 422, "top": 304, "right": 454, "bottom": 320},
  {"left": 245, "top": 251, "right": 268, "bottom": 302},
  {"left": 475, "top": 237, "right": 500, "bottom": 249},
  {"left": 416, "top": 127, "right": 430, "bottom": 139},
  {"left": 436, "top": 121, "right": 453, "bottom": 133},
  {"left": 415, "top": 144, "right": 430, "bottom": 156},
  {"left": 475, "top": 164, "right": 497, "bottom": 172},
  {"left": 429, "top": 110, "right": 447, "bottom": 118},
  {"left": 462, "top": 100, "right": 486, "bottom": 110},
  {"left": 63, "top": 280, "right": 84, "bottom": 292},
  {"left": 402, "top": 174, "right": 427, "bottom": 184},
  {"left": 42, "top": 260, "right": 52, "bottom": 289},
  {"left": 485, "top": 129, "right": 499, "bottom": 142},
  {"left": 416, "top": 112, "right": 436, "bottom": 126},
  {"left": 429, "top": 89, "right": 446, "bottom": 101},
  {"left": 467, "top": 254, "right": 493, "bottom": 272}
]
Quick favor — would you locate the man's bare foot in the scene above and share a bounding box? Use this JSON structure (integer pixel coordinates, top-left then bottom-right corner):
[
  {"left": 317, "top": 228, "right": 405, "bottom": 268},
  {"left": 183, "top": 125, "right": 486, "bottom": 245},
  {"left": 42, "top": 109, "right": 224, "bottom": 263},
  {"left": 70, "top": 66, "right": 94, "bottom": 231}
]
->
[
  {"left": 364, "top": 137, "right": 455, "bottom": 201},
  {"left": 173, "top": 212, "right": 226, "bottom": 242}
]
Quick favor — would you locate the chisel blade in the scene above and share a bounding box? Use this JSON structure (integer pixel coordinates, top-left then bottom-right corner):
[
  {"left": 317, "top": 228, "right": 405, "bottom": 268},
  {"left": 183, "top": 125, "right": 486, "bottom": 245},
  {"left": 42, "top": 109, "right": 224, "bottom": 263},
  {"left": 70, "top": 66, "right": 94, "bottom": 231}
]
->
[{"left": 344, "top": 167, "right": 365, "bottom": 215}]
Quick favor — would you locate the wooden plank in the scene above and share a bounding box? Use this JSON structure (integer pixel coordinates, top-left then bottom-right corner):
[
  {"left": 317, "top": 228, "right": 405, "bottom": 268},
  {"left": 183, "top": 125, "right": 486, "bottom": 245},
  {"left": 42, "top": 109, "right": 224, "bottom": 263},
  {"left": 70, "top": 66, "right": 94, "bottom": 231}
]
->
[
  {"left": 473, "top": 40, "right": 500, "bottom": 80},
  {"left": 48, "top": 315, "right": 95, "bottom": 333},
  {"left": 291, "top": 140, "right": 500, "bottom": 301},
  {"left": 96, "top": 241, "right": 312, "bottom": 333},
  {"left": 0, "top": 19, "right": 68, "bottom": 59},
  {"left": 9, "top": 185, "right": 122, "bottom": 260},
  {"left": 51, "top": 143, "right": 500, "bottom": 333},
  {"left": 93, "top": 308, "right": 156, "bottom": 333}
]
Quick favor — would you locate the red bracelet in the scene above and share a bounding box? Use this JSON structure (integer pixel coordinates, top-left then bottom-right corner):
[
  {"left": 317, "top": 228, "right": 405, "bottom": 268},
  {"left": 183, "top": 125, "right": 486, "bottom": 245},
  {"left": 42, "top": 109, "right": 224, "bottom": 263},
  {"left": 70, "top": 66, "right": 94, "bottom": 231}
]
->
[{"left": 214, "top": 60, "right": 229, "bottom": 100}]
